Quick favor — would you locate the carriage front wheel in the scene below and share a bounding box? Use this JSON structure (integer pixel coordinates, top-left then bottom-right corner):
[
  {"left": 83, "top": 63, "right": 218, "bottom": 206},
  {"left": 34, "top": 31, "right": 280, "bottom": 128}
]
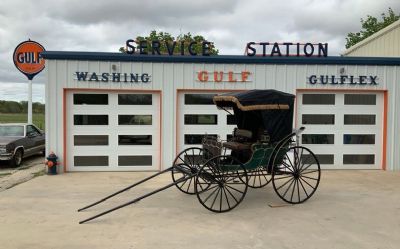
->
[
  {"left": 195, "top": 156, "right": 248, "bottom": 213},
  {"left": 171, "top": 147, "right": 209, "bottom": 195},
  {"left": 272, "top": 146, "right": 321, "bottom": 204}
]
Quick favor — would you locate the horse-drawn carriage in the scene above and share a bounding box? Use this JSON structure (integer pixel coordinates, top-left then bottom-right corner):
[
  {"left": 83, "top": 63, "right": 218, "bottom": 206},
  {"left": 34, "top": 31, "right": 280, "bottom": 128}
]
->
[{"left": 79, "top": 90, "right": 321, "bottom": 223}]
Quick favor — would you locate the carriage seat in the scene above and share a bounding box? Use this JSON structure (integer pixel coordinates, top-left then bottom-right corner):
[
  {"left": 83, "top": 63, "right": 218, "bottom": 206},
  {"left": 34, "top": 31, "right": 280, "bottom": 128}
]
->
[
  {"left": 223, "top": 141, "right": 252, "bottom": 151},
  {"left": 223, "top": 129, "right": 253, "bottom": 151}
]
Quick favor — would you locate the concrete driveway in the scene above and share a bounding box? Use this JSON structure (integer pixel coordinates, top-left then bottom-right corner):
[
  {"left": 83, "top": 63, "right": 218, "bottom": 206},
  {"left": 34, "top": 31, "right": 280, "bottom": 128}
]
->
[{"left": 0, "top": 170, "right": 399, "bottom": 249}]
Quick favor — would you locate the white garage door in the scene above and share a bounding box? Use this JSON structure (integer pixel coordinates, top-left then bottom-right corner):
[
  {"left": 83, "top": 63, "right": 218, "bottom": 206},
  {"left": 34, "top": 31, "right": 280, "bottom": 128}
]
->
[
  {"left": 297, "top": 92, "right": 383, "bottom": 169},
  {"left": 66, "top": 91, "right": 160, "bottom": 171},
  {"left": 177, "top": 92, "right": 236, "bottom": 153}
]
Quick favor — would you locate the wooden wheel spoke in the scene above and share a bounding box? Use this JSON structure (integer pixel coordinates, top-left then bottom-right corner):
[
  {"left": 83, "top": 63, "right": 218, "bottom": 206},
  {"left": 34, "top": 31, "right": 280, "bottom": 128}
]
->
[
  {"left": 290, "top": 179, "right": 296, "bottom": 202},
  {"left": 223, "top": 188, "right": 231, "bottom": 209},
  {"left": 275, "top": 176, "right": 294, "bottom": 191},
  {"left": 179, "top": 179, "right": 188, "bottom": 188},
  {"left": 282, "top": 179, "right": 295, "bottom": 198},
  {"left": 298, "top": 178, "right": 309, "bottom": 198},
  {"left": 281, "top": 161, "right": 294, "bottom": 172},
  {"left": 186, "top": 177, "right": 193, "bottom": 192},
  {"left": 210, "top": 188, "right": 221, "bottom": 209},
  {"left": 225, "top": 186, "right": 239, "bottom": 203},
  {"left": 286, "top": 152, "right": 295, "bottom": 169},
  {"left": 296, "top": 179, "right": 301, "bottom": 203},
  {"left": 225, "top": 184, "right": 244, "bottom": 194},
  {"left": 273, "top": 174, "right": 293, "bottom": 181},
  {"left": 301, "top": 175, "right": 319, "bottom": 181},
  {"left": 178, "top": 155, "right": 190, "bottom": 166},
  {"left": 202, "top": 185, "right": 219, "bottom": 203},
  {"left": 197, "top": 184, "right": 218, "bottom": 195},
  {"left": 301, "top": 169, "right": 319, "bottom": 175},
  {"left": 299, "top": 177, "right": 316, "bottom": 190},
  {"left": 300, "top": 163, "right": 314, "bottom": 173}
]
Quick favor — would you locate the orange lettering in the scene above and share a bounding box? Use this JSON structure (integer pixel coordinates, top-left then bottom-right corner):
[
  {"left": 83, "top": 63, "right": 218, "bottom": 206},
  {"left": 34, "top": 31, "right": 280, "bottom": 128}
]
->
[
  {"left": 198, "top": 71, "right": 208, "bottom": 82},
  {"left": 214, "top": 71, "right": 223, "bottom": 82},
  {"left": 228, "top": 71, "right": 237, "bottom": 82},
  {"left": 241, "top": 71, "right": 250, "bottom": 82}
]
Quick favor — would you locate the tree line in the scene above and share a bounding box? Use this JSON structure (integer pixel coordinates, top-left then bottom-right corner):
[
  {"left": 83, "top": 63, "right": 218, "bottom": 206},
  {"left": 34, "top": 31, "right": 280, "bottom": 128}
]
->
[
  {"left": 0, "top": 100, "right": 45, "bottom": 114},
  {"left": 346, "top": 7, "right": 399, "bottom": 48}
]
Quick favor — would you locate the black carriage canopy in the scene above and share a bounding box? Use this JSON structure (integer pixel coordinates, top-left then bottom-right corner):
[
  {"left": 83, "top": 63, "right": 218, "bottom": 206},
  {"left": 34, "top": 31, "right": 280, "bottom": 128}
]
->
[{"left": 213, "top": 90, "right": 295, "bottom": 143}]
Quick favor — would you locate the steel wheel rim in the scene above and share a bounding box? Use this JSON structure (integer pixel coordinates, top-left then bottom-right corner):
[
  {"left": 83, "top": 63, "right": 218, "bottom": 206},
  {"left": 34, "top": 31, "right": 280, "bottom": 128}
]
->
[
  {"left": 272, "top": 146, "right": 321, "bottom": 204},
  {"left": 171, "top": 147, "right": 207, "bottom": 195},
  {"left": 195, "top": 156, "right": 248, "bottom": 213}
]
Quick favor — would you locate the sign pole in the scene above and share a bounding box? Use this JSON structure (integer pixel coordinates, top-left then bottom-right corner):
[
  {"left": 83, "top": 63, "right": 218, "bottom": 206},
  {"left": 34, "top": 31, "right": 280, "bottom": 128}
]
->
[{"left": 28, "top": 79, "right": 32, "bottom": 124}]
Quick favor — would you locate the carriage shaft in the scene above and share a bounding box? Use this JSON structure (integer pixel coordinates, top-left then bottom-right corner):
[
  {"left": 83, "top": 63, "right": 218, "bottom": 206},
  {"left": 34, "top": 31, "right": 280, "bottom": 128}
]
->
[
  {"left": 78, "top": 167, "right": 173, "bottom": 212},
  {"left": 79, "top": 174, "right": 193, "bottom": 224}
]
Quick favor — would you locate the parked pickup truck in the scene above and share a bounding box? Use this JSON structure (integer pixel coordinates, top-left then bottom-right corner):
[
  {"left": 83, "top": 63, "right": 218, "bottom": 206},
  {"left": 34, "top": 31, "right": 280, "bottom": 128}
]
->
[{"left": 0, "top": 123, "right": 45, "bottom": 167}]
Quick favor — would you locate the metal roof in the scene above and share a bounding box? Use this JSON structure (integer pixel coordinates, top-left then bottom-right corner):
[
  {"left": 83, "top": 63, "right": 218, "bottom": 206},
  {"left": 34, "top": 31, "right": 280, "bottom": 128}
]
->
[{"left": 41, "top": 51, "right": 400, "bottom": 66}]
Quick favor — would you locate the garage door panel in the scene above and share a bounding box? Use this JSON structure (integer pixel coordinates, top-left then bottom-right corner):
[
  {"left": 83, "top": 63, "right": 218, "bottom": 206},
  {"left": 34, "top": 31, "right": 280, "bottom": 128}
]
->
[
  {"left": 298, "top": 91, "right": 383, "bottom": 169},
  {"left": 67, "top": 91, "right": 160, "bottom": 171}
]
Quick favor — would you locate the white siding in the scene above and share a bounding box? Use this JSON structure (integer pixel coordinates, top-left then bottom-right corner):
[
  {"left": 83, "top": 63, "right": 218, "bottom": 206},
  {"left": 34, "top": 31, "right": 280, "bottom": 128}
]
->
[{"left": 45, "top": 60, "right": 400, "bottom": 171}]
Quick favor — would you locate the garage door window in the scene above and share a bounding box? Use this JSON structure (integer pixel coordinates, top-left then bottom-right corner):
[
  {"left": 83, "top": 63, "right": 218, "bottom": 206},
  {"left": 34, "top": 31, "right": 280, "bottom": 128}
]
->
[
  {"left": 184, "top": 94, "right": 215, "bottom": 105},
  {"left": 302, "top": 154, "right": 334, "bottom": 164},
  {"left": 74, "top": 156, "right": 108, "bottom": 166},
  {"left": 74, "top": 135, "right": 108, "bottom": 146},
  {"left": 118, "top": 156, "right": 152, "bottom": 166},
  {"left": 185, "top": 134, "right": 218, "bottom": 144},
  {"left": 184, "top": 114, "right": 217, "bottom": 125},
  {"left": 344, "top": 115, "right": 376, "bottom": 125},
  {"left": 118, "top": 94, "right": 152, "bottom": 105},
  {"left": 343, "top": 134, "right": 375, "bottom": 144},
  {"left": 118, "top": 115, "right": 152, "bottom": 125},
  {"left": 74, "top": 115, "right": 108, "bottom": 125},
  {"left": 302, "top": 94, "right": 335, "bottom": 105},
  {"left": 302, "top": 134, "right": 334, "bottom": 144},
  {"left": 73, "top": 94, "right": 108, "bottom": 105},
  {"left": 344, "top": 94, "right": 376, "bottom": 105},
  {"left": 343, "top": 154, "right": 375, "bottom": 164},
  {"left": 302, "top": 114, "right": 335, "bottom": 125},
  {"left": 118, "top": 135, "right": 152, "bottom": 145}
]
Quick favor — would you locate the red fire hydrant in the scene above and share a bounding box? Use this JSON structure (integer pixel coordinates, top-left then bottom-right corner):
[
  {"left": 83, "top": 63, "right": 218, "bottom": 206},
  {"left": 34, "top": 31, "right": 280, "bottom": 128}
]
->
[{"left": 45, "top": 151, "right": 59, "bottom": 175}]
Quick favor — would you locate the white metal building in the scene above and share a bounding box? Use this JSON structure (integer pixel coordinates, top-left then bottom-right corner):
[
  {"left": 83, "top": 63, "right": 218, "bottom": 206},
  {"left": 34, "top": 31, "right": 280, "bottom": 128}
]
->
[
  {"left": 41, "top": 52, "right": 400, "bottom": 172},
  {"left": 343, "top": 19, "right": 400, "bottom": 57}
]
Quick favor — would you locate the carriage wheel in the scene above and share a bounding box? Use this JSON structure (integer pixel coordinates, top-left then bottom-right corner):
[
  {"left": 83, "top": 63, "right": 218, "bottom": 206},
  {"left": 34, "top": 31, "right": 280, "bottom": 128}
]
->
[
  {"left": 195, "top": 156, "right": 248, "bottom": 213},
  {"left": 272, "top": 146, "right": 321, "bottom": 204},
  {"left": 171, "top": 147, "right": 208, "bottom": 195},
  {"left": 246, "top": 167, "right": 272, "bottom": 188}
]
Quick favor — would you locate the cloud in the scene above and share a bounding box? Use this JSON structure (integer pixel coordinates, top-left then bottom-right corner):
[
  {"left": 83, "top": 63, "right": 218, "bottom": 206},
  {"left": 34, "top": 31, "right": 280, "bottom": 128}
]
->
[
  {"left": 0, "top": 82, "right": 45, "bottom": 103},
  {"left": 0, "top": 0, "right": 399, "bottom": 103}
]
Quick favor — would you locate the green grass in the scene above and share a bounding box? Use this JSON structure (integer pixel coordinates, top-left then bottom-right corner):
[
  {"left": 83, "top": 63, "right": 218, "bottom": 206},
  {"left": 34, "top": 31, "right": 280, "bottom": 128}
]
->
[
  {"left": 32, "top": 169, "right": 46, "bottom": 177},
  {"left": 0, "top": 113, "right": 45, "bottom": 130},
  {"left": 0, "top": 172, "right": 12, "bottom": 178}
]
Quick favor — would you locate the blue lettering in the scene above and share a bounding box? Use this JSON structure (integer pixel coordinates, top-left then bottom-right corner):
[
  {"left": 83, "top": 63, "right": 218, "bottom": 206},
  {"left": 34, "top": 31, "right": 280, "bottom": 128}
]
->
[{"left": 76, "top": 72, "right": 88, "bottom": 81}]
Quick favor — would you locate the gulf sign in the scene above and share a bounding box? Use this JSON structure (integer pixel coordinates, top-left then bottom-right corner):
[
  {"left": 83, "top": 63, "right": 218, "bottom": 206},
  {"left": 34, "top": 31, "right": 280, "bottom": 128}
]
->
[{"left": 13, "top": 40, "right": 45, "bottom": 80}]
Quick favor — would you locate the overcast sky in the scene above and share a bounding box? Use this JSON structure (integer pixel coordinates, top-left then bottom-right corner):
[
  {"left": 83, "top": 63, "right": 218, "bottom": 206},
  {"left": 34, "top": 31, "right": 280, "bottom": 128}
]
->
[{"left": 1, "top": 0, "right": 399, "bottom": 103}]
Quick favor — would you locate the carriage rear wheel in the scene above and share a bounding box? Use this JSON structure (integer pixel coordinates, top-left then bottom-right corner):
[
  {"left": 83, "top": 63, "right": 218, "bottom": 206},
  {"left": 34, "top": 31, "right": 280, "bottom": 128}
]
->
[
  {"left": 272, "top": 146, "right": 321, "bottom": 204},
  {"left": 246, "top": 167, "right": 272, "bottom": 188},
  {"left": 195, "top": 156, "right": 248, "bottom": 213},
  {"left": 171, "top": 147, "right": 209, "bottom": 195}
]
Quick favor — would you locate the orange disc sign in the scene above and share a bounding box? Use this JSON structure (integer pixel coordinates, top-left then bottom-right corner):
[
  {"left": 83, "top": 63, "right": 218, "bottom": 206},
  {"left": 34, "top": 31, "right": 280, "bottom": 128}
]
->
[{"left": 13, "top": 40, "right": 45, "bottom": 80}]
